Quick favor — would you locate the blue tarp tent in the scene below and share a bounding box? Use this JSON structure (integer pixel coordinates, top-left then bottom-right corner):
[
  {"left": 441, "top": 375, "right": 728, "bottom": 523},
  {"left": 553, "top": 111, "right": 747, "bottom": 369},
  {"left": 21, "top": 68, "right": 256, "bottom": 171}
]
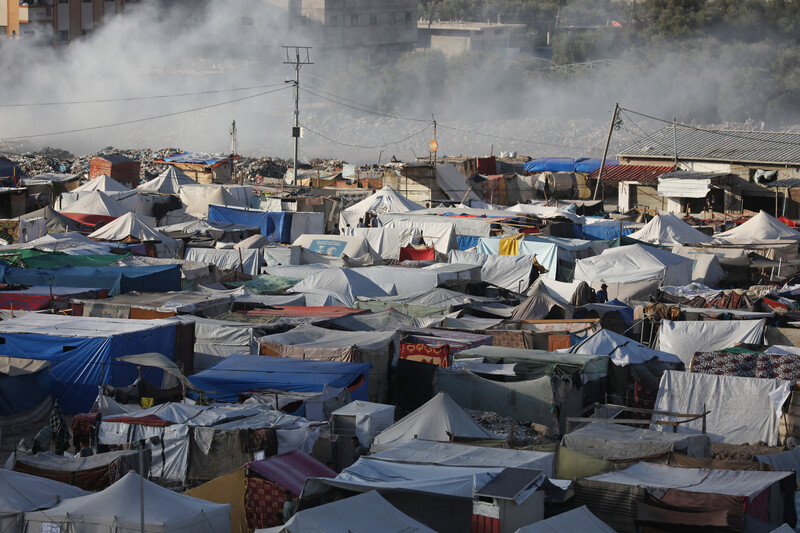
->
[
  {"left": 579, "top": 222, "right": 638, "bottom": 241},
  {"left": 189, "top": 354, "right": 372, "bottom": 402},
  {"left": 0, "top": 358, "right": 50, "bottom": 418},
  {"left": 0, "top": 315, "right": 177, "bottom": 413},
  {"left": 0, "top": 264, "right": 180, "bottom": 296},
  {"left": 574, "top": 158, "right": 619, "bottom": 174},
  {"left": 524, "top": 158, "right": 589, "bottom": 173},
  {"left": 208, "top": 205, "right": 292, "bottom": 243}
]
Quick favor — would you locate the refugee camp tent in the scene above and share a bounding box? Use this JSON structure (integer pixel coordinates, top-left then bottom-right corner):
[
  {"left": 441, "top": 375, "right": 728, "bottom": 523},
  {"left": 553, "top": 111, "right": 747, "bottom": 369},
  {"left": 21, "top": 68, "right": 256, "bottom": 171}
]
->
[
  {"left": 73, "top": 174, "right": 131, "bottom": 193},
  {"left": 265, "top": 490, "right": 435, "bottom": 533},
  {"left": 58, "top": 190, "right": 129, "bottom": 226},
  {"left": 652, "top": 370, "right": 791, "bottom": 445},
  {"left": 75, "top": 291, "right": 233, "bottom": 318},
  {"left": 137, "top": 167, "right": 195, "bottom": 194},
  {"left": 568, "top": 329, "right": 682, "bottom": 366},
  {"left": 158, "top": 218, "right": 258, "bottom": 243},
  {"left": 353, "top": 264, "right": 478, "bottom": 296},
  {"left": 184, "top": 247, "right": 262, "bottom": 276},
  {"left": 573, "top": 244, "right": 693, "bottom": 300},
  {"left": 713, "top": 210, "right": 800, "bottom": 244},
  {"left": 575, "top": 462, "right": 795, "bottom": 532},
  {"left": 332, "top": 401, "right": 396, "bottom": 447},
  {"left": 188, "top": 354, "right": 372, "bottom": 403},
  {"left": 436, "top": 163, "right": 480, "bottom": 203},
  {"left": 186, "top": 451, "right": 336, "bottom": 533},
  {"left": 13, "top": 449, "right": 148, "bottom": 491},
  {"left": 24, "top": 472, "right": 230, "bottom": 533},
  {"left": 208, "top": 204, "right": 293, "bottom": 243},
  {"left": 657, "top": 319, "right": 766, "bottom": 365},
  {"left": 377, "top": 216, "right": 459, "bottom": 254},
  {"left": 511, "top": 278, "right": 576, "bottom": 320},
  {"left": 20, "top": 206, "right": 94, "bottom": 234},
  {"left": 0, "top": 231, "right": 112, "bottom": 255},
  {"left": 339, "top": 186, "right": 424, "bottom": 228},
  {"left": 506, "top": 202, "right": 586, "bottom": 224},
  {"left": 179, "top": 184, "right": 249, "bottom": 216},
  {"left": 89, "top": 212, "right": 181, "bottom": 258},
  {"left": 0, "top": 314, "right": 178, "bottom": 413},
  {"left": 626, "top": 213, "right": 713, "bottom": 245},
  {"left": 371, "top": 392, "right": 503, "bottom": 452},
  {"left": 258, "top": 324, "right": 396, "bottom": 402},
  {"left": 287, "top": 268, "right": 390, "bottom": 307},
  {"left": 0, "top": 356, "right": 50, "bottom": 427},
  {"left": 292, "top": 234, "right": 373, "bottom": 260},
  {"left": 0, "top": 468, "right": 88, "bottom": 533},
  {"left": 448, "top": 250, "right": 536, "bottom": 292},
  {"left": 516, "top": 506, "right": 616, "bottom": 533}
]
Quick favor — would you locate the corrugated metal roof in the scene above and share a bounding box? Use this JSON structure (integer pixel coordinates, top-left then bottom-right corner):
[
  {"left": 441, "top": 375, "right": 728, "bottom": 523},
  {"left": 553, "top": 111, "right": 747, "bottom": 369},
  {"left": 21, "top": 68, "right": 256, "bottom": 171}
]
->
[
  {"left": 474, "top": 467, "right": 543, "bottom": 500},
  {"left": 657, "top": 171, "right": 730, "bottom": 180},
  {"left": 618, "top": 127, "right": 800, "bottom": 165},
  {"left": 768, "top": 178, "right": 800, "bottom": 188},
  {"left": 587, "top": 165, "right": 674, "bottom": 183}
]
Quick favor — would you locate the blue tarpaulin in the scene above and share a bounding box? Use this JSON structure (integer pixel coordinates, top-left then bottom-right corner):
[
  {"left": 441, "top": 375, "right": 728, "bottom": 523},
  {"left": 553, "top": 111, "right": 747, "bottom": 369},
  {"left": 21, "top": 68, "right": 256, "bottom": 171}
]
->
[
  {"left": 579, "top": 222, "right": 638, "bottom": 241},
  {"left": 0, "top": 316, "right": 177, "bottom": 413},
  {"left": 574, "top": 158, "right": 619, "bottom": 174},
  {"left": 188, "top": 354, "right": 372, "bottom": 402},
  {"left": 524, "top": 158, "right": 589, "bottom": 173},
  {"left": 161, "top": 153, "right": 234, "bottom": 166},
  {"left": 456, "top": 235, "right": 480, "bottom": 250},
  {"left": 0, "top": 264, "right": 181, "bottom": 296},
  {"left": 208, "top": 205, "right": 292, "bottom": 243},
  {"left": 0, "top": 361, "right": 50, "bottom": 417}
]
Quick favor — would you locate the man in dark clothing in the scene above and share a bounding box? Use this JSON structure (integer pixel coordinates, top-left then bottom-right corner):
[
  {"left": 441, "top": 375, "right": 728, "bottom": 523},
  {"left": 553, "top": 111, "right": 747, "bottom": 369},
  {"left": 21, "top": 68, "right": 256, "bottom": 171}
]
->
[
  {"left": 351, "top": 436, "right": 368, "bottom": 459},
  {"left": 79, "top": 441, "right": 94, "bottom": 457},
  {"left": 596, "top": 283, "right": 609, "bottom": 304}
]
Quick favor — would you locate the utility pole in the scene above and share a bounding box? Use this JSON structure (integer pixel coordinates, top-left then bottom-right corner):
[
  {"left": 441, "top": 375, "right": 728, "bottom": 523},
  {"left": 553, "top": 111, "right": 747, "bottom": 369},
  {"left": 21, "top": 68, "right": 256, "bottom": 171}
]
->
[
  {"left": 593, "top": 102, "right": 620, "bottom": 201},
  {"left": 282, "top": 45, "right": 313, "bottom": 186},
  {"left": 229, "top": 119, "right": 239, "bottom": 184},
  {"left": 672, "top": 116, "right": 678, "bottom": 170}
]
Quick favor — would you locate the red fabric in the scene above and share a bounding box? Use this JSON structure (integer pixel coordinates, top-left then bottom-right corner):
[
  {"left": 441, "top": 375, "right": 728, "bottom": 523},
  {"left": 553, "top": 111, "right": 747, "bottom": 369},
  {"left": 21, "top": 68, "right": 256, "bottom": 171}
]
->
[
  {"left": 476, "top": 156, "right": 497, "bottom": 175},
  {"left": 400, "top": 342, "right": 450, "bottom": 368},
  {"left": 60, "top": 213, "right": 118, "bottom": 227},
  {"left": 103, "top": 414, "right": 172, "bottom": 427},
  {"left": 779, "top": 216, "right": 800, "bottom": 227},
  {"left": 633, "top": 379, "right": 658, "bottom": 427},
  {"left": 763, "top": 298, "right": 789, "bottom": 311},
  {"left": 744, "top": 488, "right": 770, "bottom": 523},
  {"left": 690, "top": 350, "right": 800, "bottom": 381},
  {"left": 71, "top": 412, "right": 101, "bottom": 448},
  {"left": 399, "top": 246, "right": 435, "bottom": 261},
  {"left": 0, "top": 293, "right": 51, "bottom": 311},
  {"left": 246, "top": 477, "right": 285, "bottom": 530}
]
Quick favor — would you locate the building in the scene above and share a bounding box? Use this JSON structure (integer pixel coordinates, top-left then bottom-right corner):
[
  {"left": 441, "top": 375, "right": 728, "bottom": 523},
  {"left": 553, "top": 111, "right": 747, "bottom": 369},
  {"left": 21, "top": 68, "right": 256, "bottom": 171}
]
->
[
  {"left": 157, "top": 152, "right": 238, "bottom": 185},
  {"left": 89, "top": 154, "right": 140, "bottom": 188},
  {"left": 617, "top": 127, "right": 800, "bottom": 217},
  {"left": 417, "top": 20, "right": 526, "bottom": 58}
]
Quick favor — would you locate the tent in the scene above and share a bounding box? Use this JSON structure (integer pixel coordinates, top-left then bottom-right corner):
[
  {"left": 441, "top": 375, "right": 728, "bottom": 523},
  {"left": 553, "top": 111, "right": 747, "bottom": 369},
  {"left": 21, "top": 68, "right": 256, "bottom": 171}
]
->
[
  {"left": 186, "top": 451, "right": 336, "bottom": 533},
  {"left": 89, "top": 212, "right": 181, "bottom": 258},
  {"left": 76, "top": 291, "right": 233, "bottom": 318},
  {"left": 265, "top": 491, "right": 435, "bottom": 533},
  {"left": 713, "top": 211, "right": 800, "bottom": 244},
  {"left": 339, "top": 186, "right": 424, "bottom": 228},
  {"left": 0, "top": 356, "right": 50, "bottom": 427},
  {"left": 184, "top": 247, "right": 262, "bottom": 276},
  {"left": 627, "top": 214, "right": 712, "bottom": 245},
  {"left": 511, "top": 278, "right": 575, "bottom": 320},
  {"left": 448, "top": 250, "right": 536, "bottom": 292},
  {"left": 158, "top": 218, "right": 258, "bottom": 243},
  {"left": 59, "top": 190, "right": 129, "bottom": 226},
  {"left": 287, "top": 268, "right": 390, "bottom": 307},
  {"left": 371, "top": 392, "right": 503, "bottom": 452},
  {"left": 179, "top": 184, "right": 250, "bottom": 216},
  {"left": 352, "top": 265, "right": 478, "bottom": 297},
  {"left": 332, "top": 401, "right": 396, "bottom": 447},
  {"left": 567, "top": 329, "right": 682, "bottom": 367},
  {"left": 0, "top": 468, "right": 88, "bottom": 533},
  {"left": 652, "top": 370, "right": 791, "bottom": 446},
  {"left": 208, "top": 204, "right": 292, "bottom": 243},
  {"left": 516, "top": 506, "right": 616, "bottom": 533},
  {"left": 13, "top": 449, "right": 148, "bottom": 491},
  {"left": 0, "top": 314, "right": 178, "bottom": 413},
  {"left": 506, "top": 202, "right": 585, "bottom": 224},
  {"left": 20, "top": 206, "right": 94, "bottom": 234},
  {"left": 657, "top": 319, "right": 765, "bottom": 365},
  {"left": 24, "top": 472, "right": 230, "bottom": 533},
  {"left": 258, "top": 324, "right": 396, "bottom": 402},
  {"left": 573, "top": 244, "right": 693, "bottom": 300},
  {"left": 188, "top": 354, "right": 372, "bottom": 403},
  {"left": 292, "top": 234, "right": 373, "bottom": 259},
  {"left": 137, "top": 167, "right": 196, "bottom": 194},
  {"left": 73, "top": 174, "right": 131, "bottom": 193},
  {"left": 0, "top": 231, "right": 112, "bottom": 255}
]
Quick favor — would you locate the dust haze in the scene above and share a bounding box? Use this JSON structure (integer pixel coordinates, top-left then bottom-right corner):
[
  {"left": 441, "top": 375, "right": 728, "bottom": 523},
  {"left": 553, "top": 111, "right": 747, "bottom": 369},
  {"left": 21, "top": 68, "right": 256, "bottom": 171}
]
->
[{"left": 0, "top": 1, "right": 792, "bottom": 165}]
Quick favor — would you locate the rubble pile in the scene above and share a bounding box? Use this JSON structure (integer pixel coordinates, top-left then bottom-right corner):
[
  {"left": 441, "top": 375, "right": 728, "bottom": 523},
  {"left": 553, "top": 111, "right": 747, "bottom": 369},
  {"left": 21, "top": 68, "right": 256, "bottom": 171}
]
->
[
  {"left": 468, "top": 409, "right": 550, "bottom": 444},
  {"left": 237, "top": 156, "right": 290, "bottom": 181}
]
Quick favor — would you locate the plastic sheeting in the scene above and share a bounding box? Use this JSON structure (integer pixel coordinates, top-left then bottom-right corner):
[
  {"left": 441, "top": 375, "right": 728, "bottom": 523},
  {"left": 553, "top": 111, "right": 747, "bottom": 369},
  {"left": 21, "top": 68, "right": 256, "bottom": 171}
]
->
[
  {"left": 652, "top": 370, "right": 790, "bottom": 445},
  {"left": 179, "top": 185, "right": 249, "bottom": 217},
  {"left": 516, "top": 506, "right": 616, "bottom": 533},
  {"left": 436, "top": 164, "right": 480, "bottom": 203},
  {"left": 448, "top": 250, "right": 535, "bottom": 292},
  {"left": 208, "top": 204, "right": 292, "bottom": 243},
  {"left": 289, "top": 212, "right": 325, "bottom": 243},
  {"left": 561, "top": 422, "right": 711, "bottom": 460},
  {"left": 0, "top": 468, "right": 88, "bottom": 533},
  {"left": 185, "top": 247, "right": 262, "bottom": 276},
  {"left": 567, "top": 328, "right": 682, "bottom": 366},
  {"left": 137, "top": 167, "right": 195, "bottom": 194},
  {"left": 288, "top": 268, "right": 389, "bottom": 307},
  {"left": 657, "top": 319, "right": 765, "bottom": 366},
  {"left": 332, "top": 401, "right": 395, "bottom": 447},
  {"left": 340, "top": 186, "right": 424, "bottom": 228}
]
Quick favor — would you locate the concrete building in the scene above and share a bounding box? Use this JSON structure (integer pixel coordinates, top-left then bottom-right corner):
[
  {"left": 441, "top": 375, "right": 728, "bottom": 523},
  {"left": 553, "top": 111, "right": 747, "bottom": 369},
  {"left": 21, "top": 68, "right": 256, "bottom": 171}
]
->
[{"left": 417, "top": 20, "right": 526, "bottom": 58}]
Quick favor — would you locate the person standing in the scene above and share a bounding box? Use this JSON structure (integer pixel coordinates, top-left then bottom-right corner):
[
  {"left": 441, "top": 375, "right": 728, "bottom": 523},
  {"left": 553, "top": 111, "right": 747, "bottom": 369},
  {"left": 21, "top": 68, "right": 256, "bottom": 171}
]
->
[{"left": 596, "top": 283, "right": 609, "bottom": 303}]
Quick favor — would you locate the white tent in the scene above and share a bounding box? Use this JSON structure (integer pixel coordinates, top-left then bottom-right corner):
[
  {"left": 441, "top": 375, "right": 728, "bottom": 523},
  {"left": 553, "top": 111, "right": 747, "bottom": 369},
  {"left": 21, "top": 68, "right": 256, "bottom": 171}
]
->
[
  {"left": 448, "top": 250, "right": 536, "bottom": 292},
  {"left": 573, "top": 244, "right": 693, "bottom": 300},
  {"left": 713, "top": 211, "right": 800, "bottom": 244},
  {"left": 627, "top": 213, "right": 712, "bottom": 245},
  {"left": 567, "top": 328, "right": 682, "bottom": 366},
  {"left": 511, "top": 278, "right": 574, "bottom": 320},
  {"left": 0, "top": 468, "right": 88, "bottom": 533},
  {"left": 89, "top": 212, "right": 181, "bottom": 258},
  {"left": 657, "top": 318, "right": 766, "bottom": 365},
  {"left": 179, "top": 185, "right": 249, "bottom": 217},
  {"left": 59, "top": 190, "right": 129, "bottom": 218},
  {"left": 74, "top": 175, "right": 131, "bottom": 193},
  {"left": 332, "top": 401, "right": 395, "bottom": 447},
  {"left": 292, "top": 234, "right": 373, "bottom": 260},
  {"left": 137, "top": 167, "right": 195, "bottom": 194},
  {"left": 371, "top": 392, "right": 503, "bottom": 452},
  {"left": 506, "top": 202, "right": 585, "bottom": 224},
  {"left": 288, "top": 268, "right": 390, "bottom": 307},
  {"left": 339, "top": 186, "right": 424, "bottom": 229},
  {"left": 23, "top": 472, "right": 230, "bottom": 533},
  {"left": 259, "top": 490, "right": 435, "bottom": 533},
  {"left": 516, "top": 506, "right": 616, "bottom": 533}
]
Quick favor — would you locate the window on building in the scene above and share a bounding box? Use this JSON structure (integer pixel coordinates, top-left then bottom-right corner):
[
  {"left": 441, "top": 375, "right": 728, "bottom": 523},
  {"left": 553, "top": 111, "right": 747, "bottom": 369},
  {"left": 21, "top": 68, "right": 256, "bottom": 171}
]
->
[
  {"left": 58, "top": 29, "right": 68, "bottom": 40},
  {"left": 350, "top": 14, "right": 358, "bottom": 26},
  {"left": 369, "top": 13, "right": 377, "bottom": 25}
]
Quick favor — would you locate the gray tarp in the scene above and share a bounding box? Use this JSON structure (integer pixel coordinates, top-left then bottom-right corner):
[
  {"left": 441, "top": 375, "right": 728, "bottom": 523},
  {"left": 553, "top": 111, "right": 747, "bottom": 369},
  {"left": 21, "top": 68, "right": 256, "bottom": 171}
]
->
[{"left": 561, "top": 422, "right": 711, "bottom": 460}]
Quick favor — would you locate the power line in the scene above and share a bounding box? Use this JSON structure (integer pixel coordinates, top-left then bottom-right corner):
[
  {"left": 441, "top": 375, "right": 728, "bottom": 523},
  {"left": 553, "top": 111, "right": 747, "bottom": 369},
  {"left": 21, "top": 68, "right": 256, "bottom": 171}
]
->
[
  {"left": 0, "top": 82, "right": 287, "bottom": 108},
  {"left": 300, "top": 85, "right": 429, "bottom": 123},
  {"left": 300, "top": 123, "right": 432, "bottom": 149},
  {"left": 0, "top": 86, "right": 292, "bottom": 142}
]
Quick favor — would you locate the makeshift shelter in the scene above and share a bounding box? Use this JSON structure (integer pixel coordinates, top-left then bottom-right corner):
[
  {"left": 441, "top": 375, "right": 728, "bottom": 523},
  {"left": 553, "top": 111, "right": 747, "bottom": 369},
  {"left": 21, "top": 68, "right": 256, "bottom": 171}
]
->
[
  {"left": 75, "top": 291, "right": 233, "bottom": 319},
  {"left": 58, "top": 190, "right": 129, "bottom": 226},
  {"left": 371, "top": 392, "right": 503, "bottom": 452},
  {"left": 626, "top": 213, "right": 712, "bottom": 245},
  {"left": 179, "top": 184, "right": 249, "bottom": 216},
  {"left": 258, "top": 324, "right": 396, "bottom": 402},
  {"left": 189, "top": 354, "right": 372, "bottom": 403},
  {"left": 24, "top": 472, "right": 230, "bottom": 533},
  {"left": 287, "top": 268, "right": 390, "bottom": 307},
  {"left": 20, "top": 206, "right": 94, "bottom": 234},
  {"left": 292, "top": 234, "right": 373, "bottom": 260},
  {"left": 158, "top": 218, "right": 258, "bottom": 243},
  {"left": 339, "top": 186, "right": 424, "bottom": 228},
  {"left": 332, "top": 401, "right": 396, "bottom": 447},
  {"left": 573, "top": 244, "right": 693, "bottom": 300},
  {"left": 208, "top": 204, "right": 293, "bottom": 243},
  {"left": 353, "top": 264, "right": 478, "bottom": 297},
  {"left": 185, "top": 247, "right": 262, "bottom": 276},
  {"left": 568, "top": 329, "right": 682, "bottom": 366},
  {"left": 0, "top": 467, "right": 88, "bottom": 533},
  {"left": 448, "top": 250, "right": 536, "bottom": 292},
  {"left": 73, "top": 174, "right": 131, "bottom": 194},
  {"left": 186, "top": 451, "right": 336, "bottom": 533},
  {"left": 137, "top": 167, "right": 195, "bottom": 194},
  {"left": 561, "top": 422, "right": 711, "bottom": 461},
  {"left": 0, "top": 356, "right": 50, "bottom": 428},
  {"left": 652, "top": 370, "right": 791, "bottom": 446},
  {"left": 575, "top": 462, "right": 795, "bottom": 533},
  {"left": 511, "top": 278, "right": 576, "bottom": 320},
  {"left": 269, "top": 490, "right": 436, "bottom": 533},
  {"left": 89, "top": 212, "right": 181, "bottom": 258},
  {"left": 13, "top": 449, "right": 148, "bottom": 491},
  {"left": 714, "top": 210, "right": 800, "bottom": 244},
  {"left": 0, "top": 314, "right": 179, "bottom": 413},
  {"left": 516, "top": 506, "right": 616, "bottom": 533},
  {"left": 657, "top": 318, "right": 766, "bottom": 366}
]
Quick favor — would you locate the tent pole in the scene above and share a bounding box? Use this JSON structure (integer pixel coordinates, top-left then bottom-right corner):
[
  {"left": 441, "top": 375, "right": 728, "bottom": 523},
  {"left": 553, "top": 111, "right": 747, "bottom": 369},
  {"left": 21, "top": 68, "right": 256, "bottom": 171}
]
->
[{"left": 139, "top": 450, "right": 145, "bottom": 533}]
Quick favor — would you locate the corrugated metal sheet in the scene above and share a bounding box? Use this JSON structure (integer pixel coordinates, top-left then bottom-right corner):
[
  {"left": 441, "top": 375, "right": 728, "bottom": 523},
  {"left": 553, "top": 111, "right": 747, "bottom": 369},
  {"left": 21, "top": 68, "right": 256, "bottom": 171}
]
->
[
  {"left": 587, "top": 165, "right": 674, "bottom": 184},
  {"left": 618, "top": 127, "right": 800, "bottom": 165},
  {"left": 658, "top": 177, "right": 711, "bottom": 198},
  {"left": 769, "top": 178, "right": 800, "bottom": 188},
  {"left": 575, "top": 479, "right": 646, "bottom": 533}
]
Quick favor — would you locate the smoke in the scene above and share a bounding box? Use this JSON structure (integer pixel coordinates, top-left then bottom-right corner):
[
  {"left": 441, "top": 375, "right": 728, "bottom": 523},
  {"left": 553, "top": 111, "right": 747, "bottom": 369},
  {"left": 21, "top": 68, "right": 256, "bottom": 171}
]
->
[{"left": 0, "top": 1, "right": 796, "bottom": 166}]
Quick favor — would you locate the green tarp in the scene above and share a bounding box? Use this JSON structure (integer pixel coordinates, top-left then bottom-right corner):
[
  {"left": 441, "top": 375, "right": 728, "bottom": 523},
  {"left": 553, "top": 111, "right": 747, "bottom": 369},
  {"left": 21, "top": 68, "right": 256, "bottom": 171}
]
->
[
  {"left": 225, "top": 275, "right": 301, "bottom": 293},
  {"left": 0, "top": 249, "right": 129, "bottom": 269},
  {"left": 356, "top": 300, "right": 450, "bottom": 318}
]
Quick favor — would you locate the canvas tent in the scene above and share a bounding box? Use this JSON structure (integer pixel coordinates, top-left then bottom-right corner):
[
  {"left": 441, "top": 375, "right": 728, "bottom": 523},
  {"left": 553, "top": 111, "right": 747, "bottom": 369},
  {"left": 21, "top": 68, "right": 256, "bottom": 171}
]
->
[
  {"left": 573, "top": 244, "right": 693, "bottom": 300},
  {"left": 627, "top": 214, "right": 713, "bottom": 245},
  {"left": 59, "top": 190, "right": 129, "bottom": 226},
  {"left": 24, "top": 472, "right": 230, "bottom": 533},
  {"left": 287, "top": 268, "right": 390, "bottom": 307},
  {"left": 292, "top": 234, "right": 373, "bottom": 260},
  {"left": 89, "top": 212, "right": 181, "bottom": 258},
  {"left": 713, "top": 211, "right": 800, "bottom": 244},
  {"left": 179, "top": 184, "right": 249, "bottom": 216},
  {"left": 0, "top": 356, "right": 50, "bottom": 428},
  {"left": 657, "top": 319, "right": 766, "bottom": 365},
  {"left": 371, "top": 392, "right": 503, "bottom": 452},
  {"left": 339, "top": 186, "right": 424, "bottom": 228},
  {"left": 448, "top": 250, "right": 536, "bottom": 292},
  {"left": 567, "top": 328, "right": 682, "bottom": 367},
  {"left": 73, "top": 174, "right": 131, "bottom": 193},
  {"left": 137, "top": 167, "right": 195, "bottom": 194},
  {"left": 332, "top": 401, "right": 396, "bottom": 447},
  {"left": 0, "top": 468, "right": 88, "bottom": 533},
  {"left": 516, "top": 506, "right": 615, "bottom": 533}
]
